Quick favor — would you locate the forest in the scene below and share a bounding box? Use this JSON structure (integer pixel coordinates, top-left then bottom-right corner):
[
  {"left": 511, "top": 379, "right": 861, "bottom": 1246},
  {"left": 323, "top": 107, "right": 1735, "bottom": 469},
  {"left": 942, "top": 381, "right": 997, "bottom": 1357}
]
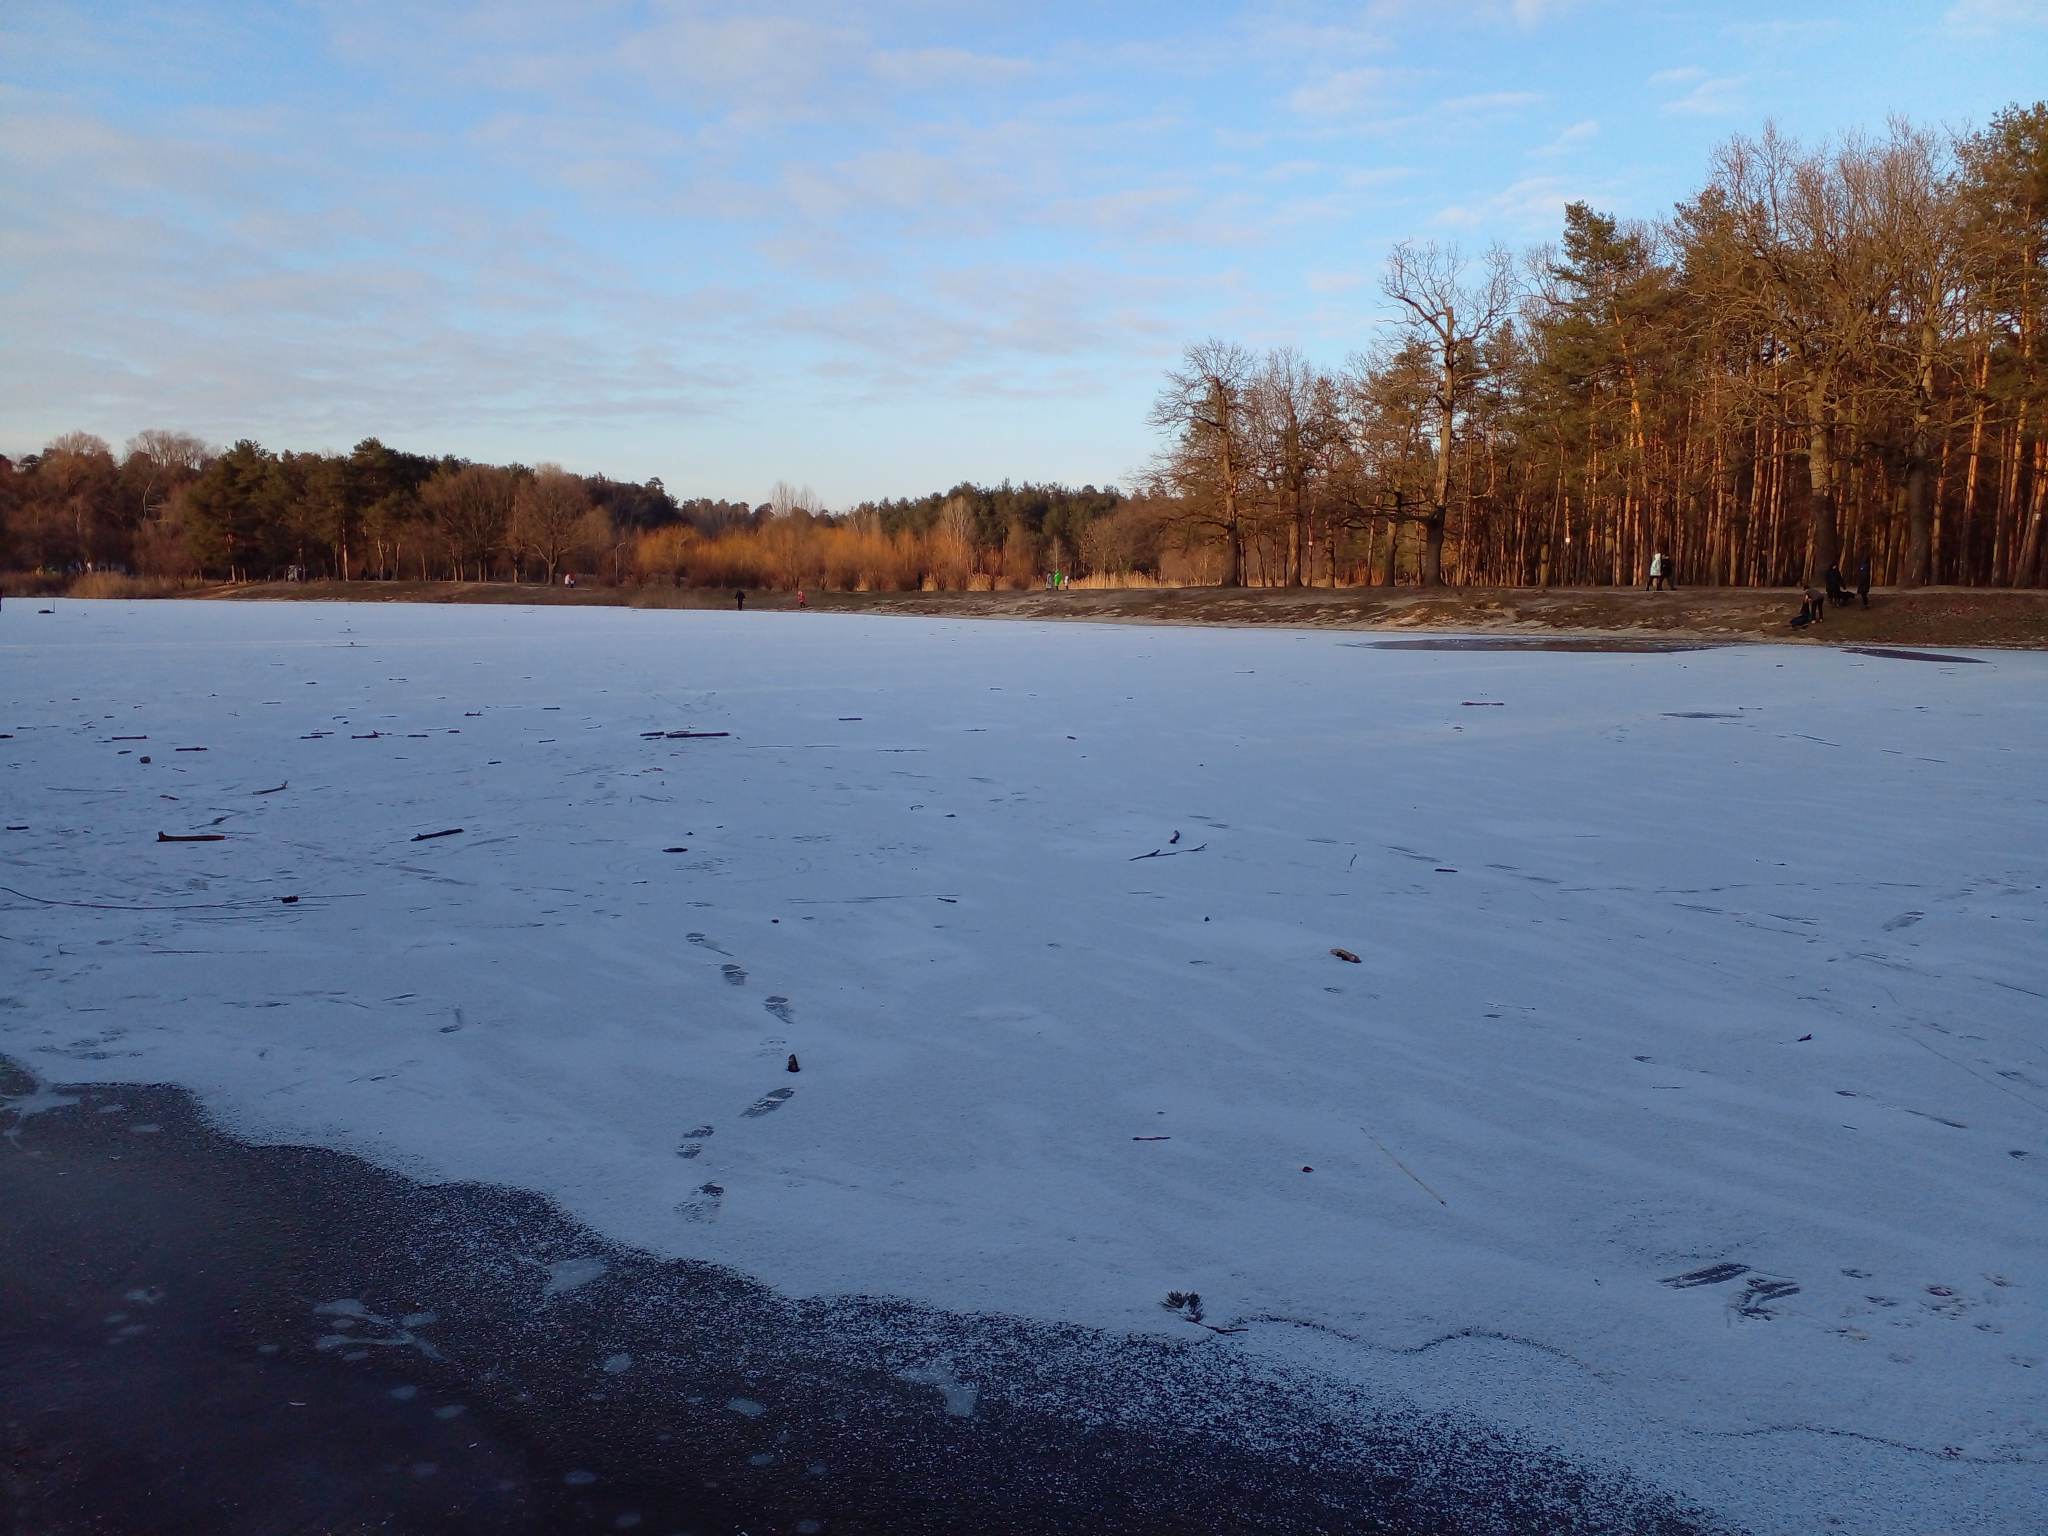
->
[{"left": 3, "top": 107, "right": 2042, "bottom": 593}]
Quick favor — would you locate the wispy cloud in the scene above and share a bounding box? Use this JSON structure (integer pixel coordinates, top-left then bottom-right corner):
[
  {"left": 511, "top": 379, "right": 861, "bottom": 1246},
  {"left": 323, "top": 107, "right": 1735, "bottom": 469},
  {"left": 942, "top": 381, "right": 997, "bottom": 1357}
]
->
[
  {"left": 1434, "top": 173, "right": 1592, "bottom": 233},
  {"left": 1942, "top": 0, "right": 2048, "bottom": 32},
  {"left": 1365, "top": 0, "right": 1587, "bottom": 26},
  {"left": 1439, "top": 90, "right": 1546, "bottom": 115},
  {"left": 1506, "top": 0, "right": 1582, "bottom": 23},
  {"left": 870, "top": 46, "right": 1034, "bottom": 88},
  {"left": 1658, "top": 73, "right": 1747, "bottom": 117},
  {"left": 1725, "top": 17, "right": 1844, "bottom": 46},
  {"left": 1529, "top": 118, "right": 1599, "bottom": 158},
  {"left": 1287, "top": 67, "right": 1398, "bottom": 117},
  {"left": 1254, "top": 13, "right": 1395, "bottom": 57}
]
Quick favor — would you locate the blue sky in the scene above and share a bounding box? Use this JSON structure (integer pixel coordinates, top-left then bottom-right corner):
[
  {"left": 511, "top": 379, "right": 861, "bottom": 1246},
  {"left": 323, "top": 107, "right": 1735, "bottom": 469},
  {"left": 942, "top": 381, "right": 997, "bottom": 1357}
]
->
[{"left": 3, "top": 1, "right": 2044, "bottom": 504}]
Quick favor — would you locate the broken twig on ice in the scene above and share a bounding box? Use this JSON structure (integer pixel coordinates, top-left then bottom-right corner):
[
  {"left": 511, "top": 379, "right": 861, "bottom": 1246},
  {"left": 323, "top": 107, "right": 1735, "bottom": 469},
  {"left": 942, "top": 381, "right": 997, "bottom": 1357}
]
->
[{"left": 1363, "top": 1129, "right": 1447, "bottom": 1206}]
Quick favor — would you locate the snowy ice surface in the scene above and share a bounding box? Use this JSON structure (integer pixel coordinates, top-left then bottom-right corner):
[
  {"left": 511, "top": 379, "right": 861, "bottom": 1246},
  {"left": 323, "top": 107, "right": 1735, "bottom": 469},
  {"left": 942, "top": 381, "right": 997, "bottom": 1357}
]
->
[{"left": 3, "top": 601, "right": 2044, "bottom": 1532}]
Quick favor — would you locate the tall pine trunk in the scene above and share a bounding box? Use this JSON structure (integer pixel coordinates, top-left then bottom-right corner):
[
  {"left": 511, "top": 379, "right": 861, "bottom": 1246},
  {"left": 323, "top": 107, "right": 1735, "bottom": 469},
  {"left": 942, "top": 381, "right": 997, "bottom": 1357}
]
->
[{"left": 1805, "top": 374, "right": 1839, "bottom": 583}]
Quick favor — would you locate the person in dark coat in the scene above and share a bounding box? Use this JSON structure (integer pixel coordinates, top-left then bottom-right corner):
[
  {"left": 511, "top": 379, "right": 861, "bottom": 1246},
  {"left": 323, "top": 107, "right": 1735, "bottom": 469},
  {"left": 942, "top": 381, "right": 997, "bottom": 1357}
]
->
[
  {"left": 734, "top": 589, "right": 746, "bottom": 611},
  {"left": 1825, "top": 563, "right": 1849, "bottom": 607},
  {"left": 1855, "top": 556, "right": 1871, "bottom": 608}
]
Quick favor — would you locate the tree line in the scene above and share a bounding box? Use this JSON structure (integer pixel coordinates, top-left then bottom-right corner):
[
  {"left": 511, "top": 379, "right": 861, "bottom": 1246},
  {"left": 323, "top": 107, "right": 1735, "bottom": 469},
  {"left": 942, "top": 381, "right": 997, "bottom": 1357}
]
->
[
  {"left": 0, "top": 430, "right": 1133, "bottom": 591},
  {"left": 6, "top": 104, "right": 2041, "bottom": 593},
  {"left": 1151, "top": 105, "right": 2047, "bottom": 589},
  {"left": 0, "top": 433, "right": 756, "bottom": 587}
]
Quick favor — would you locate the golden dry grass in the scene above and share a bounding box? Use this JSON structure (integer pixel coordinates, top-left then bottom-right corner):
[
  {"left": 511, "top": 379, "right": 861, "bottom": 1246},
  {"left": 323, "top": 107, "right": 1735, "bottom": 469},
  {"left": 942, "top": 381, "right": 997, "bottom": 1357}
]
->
[{"left": 65, "top": 573, "right": 208, "bottom": 600}]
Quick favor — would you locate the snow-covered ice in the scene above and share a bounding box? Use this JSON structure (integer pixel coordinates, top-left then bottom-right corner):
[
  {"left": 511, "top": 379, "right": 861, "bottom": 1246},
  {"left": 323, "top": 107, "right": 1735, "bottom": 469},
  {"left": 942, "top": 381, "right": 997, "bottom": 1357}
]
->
[{"left": 3, "top": 600, "right": 2043, "bottom": 1532}]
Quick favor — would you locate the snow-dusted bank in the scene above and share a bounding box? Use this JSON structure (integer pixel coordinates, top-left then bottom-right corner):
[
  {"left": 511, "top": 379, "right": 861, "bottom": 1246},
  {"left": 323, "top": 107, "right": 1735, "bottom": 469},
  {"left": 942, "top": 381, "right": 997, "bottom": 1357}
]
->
[{"left": 3, "top": 601, "right": 2043, "bottom": 1533}]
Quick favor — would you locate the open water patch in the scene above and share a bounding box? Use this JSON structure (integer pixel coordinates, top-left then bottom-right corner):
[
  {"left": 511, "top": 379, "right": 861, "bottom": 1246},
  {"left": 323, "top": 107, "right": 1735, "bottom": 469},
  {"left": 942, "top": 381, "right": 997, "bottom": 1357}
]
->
[
  {"left": 1844, "top": 647, "right": 1987, "bottom": 665},
  {"left": 1350, "top": 637, "right": 1713, "bottom": 654}
]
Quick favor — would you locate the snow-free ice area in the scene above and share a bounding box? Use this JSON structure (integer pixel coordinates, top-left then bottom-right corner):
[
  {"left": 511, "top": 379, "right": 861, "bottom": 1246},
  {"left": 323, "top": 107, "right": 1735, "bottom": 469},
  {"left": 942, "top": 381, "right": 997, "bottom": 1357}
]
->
[{"left": 3, "top": 601, "right": 2044, "bottom": 1533}]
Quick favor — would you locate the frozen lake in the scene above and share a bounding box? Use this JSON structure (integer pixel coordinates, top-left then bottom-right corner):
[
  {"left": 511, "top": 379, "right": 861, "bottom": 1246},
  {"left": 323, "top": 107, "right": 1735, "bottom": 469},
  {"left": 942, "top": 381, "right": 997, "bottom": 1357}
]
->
[{"left": 3, "top": 600, "right": 2044, "bottom": 1534}]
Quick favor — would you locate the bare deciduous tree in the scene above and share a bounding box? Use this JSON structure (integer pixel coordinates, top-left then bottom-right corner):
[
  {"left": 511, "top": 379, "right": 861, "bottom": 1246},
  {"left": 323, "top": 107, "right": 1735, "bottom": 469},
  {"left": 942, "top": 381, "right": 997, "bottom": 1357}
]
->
[
  {"left": 126, "top": 429, "right": 211, "bottom": 523},
  {"left": 1250, "top": 348, "right": 1339, "bottom": 586},
  {"left": 1151, "top": 339, "right": 1257, "bottom": 586},
  {"left": 1380, "top": 241, "right": 1519, "bottom": 586},
  {"left": 768, "top": 480, "right": 822, "bottom": 517},
  {"left": 513, "top": 464, "right": 592, "bottom": 584},
  {"left": 420, "top": 464, "right": 515, "bottom": 581}
]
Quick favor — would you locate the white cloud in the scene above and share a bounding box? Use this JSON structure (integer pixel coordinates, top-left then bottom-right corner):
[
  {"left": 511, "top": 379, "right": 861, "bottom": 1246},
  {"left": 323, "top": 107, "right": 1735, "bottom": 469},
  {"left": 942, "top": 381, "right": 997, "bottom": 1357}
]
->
[
  {"left": 1439, "top": 90, "right": 1545, "bottom": 115},
  {"left": 1647, "top": 65, "right": 1706, "bottom": 86},
  {"left": 869, "top": 47, "right": 1034, "bottom": 87},
  {"left": 1659, "top": 74, "right": 1747, "bottom": 117},
  {"left": 1353, "top": 0, "right": 1583, "bottom": 28},
  {"left": 782, "top": 147, "right": 1011, "bottom": 228},
  {"left": 1256, "top": 14, "right": 1395, "bottom": 57},
  {"left": 1344, "top": 166, "right": 1416, "bottom": 189},
  {"left": 1287, "top": 75, "right": 1540, "bottom": 133},
  {"left": 1433, "top": 173, "right": 1591, "bottom": 233},
  {"left": 1725, "top": 17, "right": 1844, "bottom": 46},
  {"left": 1942, "top": 0, "right": 2048, "bottom": 33},
  {"left": 1507, "top": 0, "right": 1578, "bottom": 22},
  {"left": 1287, "top": 67, "right": 1396, "bottom": 118},
  {"left": 1529, "top": 118, "right": 1599, "bottom": 158}
]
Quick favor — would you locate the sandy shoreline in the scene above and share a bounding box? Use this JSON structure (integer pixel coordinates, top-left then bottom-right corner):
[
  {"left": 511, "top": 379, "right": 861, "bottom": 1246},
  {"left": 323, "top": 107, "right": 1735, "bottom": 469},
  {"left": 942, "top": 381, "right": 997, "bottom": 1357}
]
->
[{"left": 32, "top": 578, "right": 2048, "bottom": 650}]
